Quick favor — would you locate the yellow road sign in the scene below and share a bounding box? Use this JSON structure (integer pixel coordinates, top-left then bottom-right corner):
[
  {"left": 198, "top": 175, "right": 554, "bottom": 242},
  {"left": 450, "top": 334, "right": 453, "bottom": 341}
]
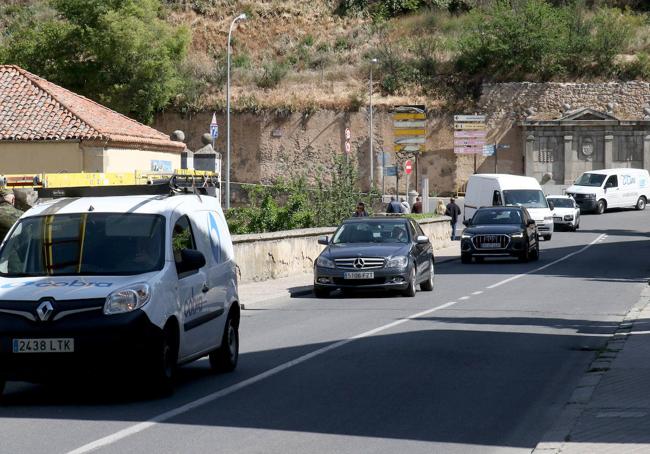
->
[
  {"left": 394, "top": 144, "right": 425, "bottom": 152},
  {"left": 394, "top": 129, "right": 426, "bottom": 136},
  {"left": 393, "top": 113, "right": 426, "bottom": 120}
]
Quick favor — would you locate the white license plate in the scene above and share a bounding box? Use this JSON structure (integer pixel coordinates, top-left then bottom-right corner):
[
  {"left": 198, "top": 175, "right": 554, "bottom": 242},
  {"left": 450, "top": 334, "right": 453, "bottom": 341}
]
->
[
  {"left": 554, "top": 217, "right": 562, "bottom": 221},
  {"left": 13, "top": 338, "right": 74, "bottom": 353},
  {"left": 481, "top": 243, "right": 501, "bottom": 248},
  {"left": 344, "top": 272, "right": 374, "bottom": 280}
]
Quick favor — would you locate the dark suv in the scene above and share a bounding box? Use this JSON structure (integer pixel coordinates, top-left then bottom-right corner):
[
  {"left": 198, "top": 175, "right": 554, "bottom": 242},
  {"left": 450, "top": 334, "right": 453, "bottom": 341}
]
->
[
  {"left": 313, "top": 217, "right": 434, "bottom": 297},
  {"left": 461, "top": 206, "right": 539, "bottom": 263}
]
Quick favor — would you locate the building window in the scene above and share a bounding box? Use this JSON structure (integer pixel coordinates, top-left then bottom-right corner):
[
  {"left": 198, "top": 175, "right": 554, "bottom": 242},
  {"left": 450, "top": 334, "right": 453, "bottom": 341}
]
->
[
  {"left": 536, "top": 136, "right": 558, "bottom": 163},
  {"left": 615, "top": 136, "right": 642, "bottom": 162}
]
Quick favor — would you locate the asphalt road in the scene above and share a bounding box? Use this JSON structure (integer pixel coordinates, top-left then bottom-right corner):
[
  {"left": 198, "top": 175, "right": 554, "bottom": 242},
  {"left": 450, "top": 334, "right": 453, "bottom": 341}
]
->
[{"left": 2, "top": 208, "right": 650, "bottom": 454}]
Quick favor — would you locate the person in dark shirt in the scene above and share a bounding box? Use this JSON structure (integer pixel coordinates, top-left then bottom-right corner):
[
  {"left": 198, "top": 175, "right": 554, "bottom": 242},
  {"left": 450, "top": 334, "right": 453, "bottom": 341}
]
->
[
  {"left": 352, "top": 202, "right": 368, "bottom": 217},
  {"left": 412, "top": 196, "right": 423, "bottom": 214},
  {"left": 445, "top": 198, "right": 462, "bottom": 240},
  {"left": 386, "top": 196, "right": 403, "bottom": 214}
]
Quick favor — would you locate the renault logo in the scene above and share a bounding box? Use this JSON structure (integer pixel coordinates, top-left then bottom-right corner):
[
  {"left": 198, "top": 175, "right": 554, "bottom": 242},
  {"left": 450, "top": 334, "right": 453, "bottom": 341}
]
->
[
  {"left": 353, "top": 258, "right": 365, "bottom": 269},
  {"left": 36, "top": 300, "right": 54, "bottom": 322}
]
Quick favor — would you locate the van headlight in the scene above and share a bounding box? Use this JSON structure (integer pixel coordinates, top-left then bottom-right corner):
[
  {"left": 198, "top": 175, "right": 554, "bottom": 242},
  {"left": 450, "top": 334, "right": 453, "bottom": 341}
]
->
[
  {"left": 316, "top": 256, "right": 335, "bottom": 269},
  {"left": 585, "top": 193, "right": 596, "bottom": 199},
  {"left": 386, "top": 256, "right": 408, "bottom": 268},
  {"left": 103, "top": 283, "right": 151, "bottom": 315}
]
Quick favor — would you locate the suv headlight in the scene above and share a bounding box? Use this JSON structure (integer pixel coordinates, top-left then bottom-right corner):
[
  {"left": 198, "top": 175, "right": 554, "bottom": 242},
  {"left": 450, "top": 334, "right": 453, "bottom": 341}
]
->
[
  {"left": 510, "top": 232, "right": 524, "bottom": 238},
  {"left": 316, "top": 256, "right": 335, "bottom": 269},
  {"left": 103, "top": 283, "right": 151, "bottom": 315},
  {"left": 386, "top": 256, "right": 408, "bottom": 268},
  {"left": 461, "top": 233, "right": 472, "bottom": 239}
]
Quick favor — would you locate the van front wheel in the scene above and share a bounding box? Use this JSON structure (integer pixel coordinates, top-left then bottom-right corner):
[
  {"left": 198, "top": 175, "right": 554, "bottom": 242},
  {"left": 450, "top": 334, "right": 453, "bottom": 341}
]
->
[
  {"left": 636, "top": 196, "right": 646, "bottom": 211},
  {"left": 596, "top": 200, "right": 606, "bottom": 214}
]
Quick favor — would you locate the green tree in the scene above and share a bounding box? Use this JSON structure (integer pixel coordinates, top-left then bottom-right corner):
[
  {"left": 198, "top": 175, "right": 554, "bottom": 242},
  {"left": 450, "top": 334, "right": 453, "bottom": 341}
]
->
[{"left": 0, "top": 0, "right": 190, "bottom": 123}]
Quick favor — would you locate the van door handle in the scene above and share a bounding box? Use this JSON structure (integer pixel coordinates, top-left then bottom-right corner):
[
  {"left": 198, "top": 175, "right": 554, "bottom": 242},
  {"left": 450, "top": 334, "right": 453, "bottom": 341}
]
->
[{"left": 202, "top": 284, "right": 210, "bottom": 293}]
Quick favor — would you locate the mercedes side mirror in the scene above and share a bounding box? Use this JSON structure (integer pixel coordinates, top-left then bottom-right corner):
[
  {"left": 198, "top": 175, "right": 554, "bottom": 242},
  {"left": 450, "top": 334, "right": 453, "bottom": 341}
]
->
[
  {"left": 416, "top": 235, "right": 429, "bottom": 244},
  {"left": 318, "top": 236, "right": 329, "bottom": 245}
]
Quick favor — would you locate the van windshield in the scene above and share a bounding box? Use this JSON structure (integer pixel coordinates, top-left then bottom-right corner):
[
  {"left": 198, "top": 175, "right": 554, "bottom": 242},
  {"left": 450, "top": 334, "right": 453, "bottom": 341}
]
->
[
  {"left": 0, "top": 213, "right": 165, "bottom": 277},
  {"left": 575, "top": 173, "right": 606, "bottom": 187},
  {"left": 502, "top": 190, "right": 548, "bottom": 209}
]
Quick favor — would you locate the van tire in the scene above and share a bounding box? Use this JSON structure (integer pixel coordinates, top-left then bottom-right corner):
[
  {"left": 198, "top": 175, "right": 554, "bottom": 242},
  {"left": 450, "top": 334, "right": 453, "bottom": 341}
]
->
[
  {"left": 150, "top": 325, "right": 178, "bottom": 396},
  {"left": 209, "top": 311, "right": 239, "bottom": 373},
  {"left": 596, "top": 200, "right": 606, "bottom": 214},
  {"left": 636, "top": 196, "right": 646, "bottom": 211}
]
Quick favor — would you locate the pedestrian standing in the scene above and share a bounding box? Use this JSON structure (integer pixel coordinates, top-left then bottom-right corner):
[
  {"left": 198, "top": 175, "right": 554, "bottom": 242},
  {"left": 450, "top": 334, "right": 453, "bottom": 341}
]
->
[
  {"left": 0, "top": 188, "right": 23, "bottom": 241},
  {"left": 400, "top": 197, "right": 410, "bottom": 214},
  {"left": 436, "top": 199, "right": 446, "bottom": 216},
  {"left": 412, "top": 196, "right": 423, "bottom": 214},
  {"left": 352, "top": 201, "right": 368, "bottom": 217},
  {"left": 445, "top": 197, "right": 462, "bottom": 240},
  {"left": 386, "top": 196, "right": 403, "bottom": 214}
]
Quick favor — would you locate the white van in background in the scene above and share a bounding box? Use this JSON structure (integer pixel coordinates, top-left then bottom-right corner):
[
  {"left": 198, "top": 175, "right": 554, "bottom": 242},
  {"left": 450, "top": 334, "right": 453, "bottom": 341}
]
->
[
  {"left": 565, "top": 168, "right": 650, "bottom": 214},
  {"left": 464, "top": 174, "right": 555, "bottom": 240}
]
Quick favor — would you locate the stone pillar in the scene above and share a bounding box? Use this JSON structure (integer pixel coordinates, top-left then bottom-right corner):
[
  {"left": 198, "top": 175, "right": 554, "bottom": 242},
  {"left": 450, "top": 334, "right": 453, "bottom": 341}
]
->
[
  {"left": 644, "top": 135, "right": 650, "bottom": 170},
  {"left": 525, "top": 135, "right": 535, "bottom": 177},
  {"left": 604, "top": 135, "right": 614, "bottom": 170},
  {"left": 563, "top": 135, "right": 573, "bottom": 185}
]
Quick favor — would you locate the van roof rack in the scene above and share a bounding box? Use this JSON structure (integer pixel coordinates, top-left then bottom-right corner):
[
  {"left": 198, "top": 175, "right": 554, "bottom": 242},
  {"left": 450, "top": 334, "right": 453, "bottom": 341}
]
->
[{"left": 36, "top": 174, "right": 220, "bottom": 199}]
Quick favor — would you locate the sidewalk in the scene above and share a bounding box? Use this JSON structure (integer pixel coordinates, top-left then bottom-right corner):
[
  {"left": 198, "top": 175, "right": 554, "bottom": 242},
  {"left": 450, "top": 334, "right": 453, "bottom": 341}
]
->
[
  {"left": 534, "top": 285, "right": 650, "bottom": 454},
  {"left": 239, "top": 242, "right": 461, "bottom": 309}
]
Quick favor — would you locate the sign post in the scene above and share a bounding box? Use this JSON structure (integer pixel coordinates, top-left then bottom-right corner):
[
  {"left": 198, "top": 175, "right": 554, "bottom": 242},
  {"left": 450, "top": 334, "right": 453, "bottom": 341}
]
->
[
  {"left": 405, "top": 160, "right": 412, "bottom": 199},
  {"left": 454, "top": 114, "right": 486, "bottom": 174}
]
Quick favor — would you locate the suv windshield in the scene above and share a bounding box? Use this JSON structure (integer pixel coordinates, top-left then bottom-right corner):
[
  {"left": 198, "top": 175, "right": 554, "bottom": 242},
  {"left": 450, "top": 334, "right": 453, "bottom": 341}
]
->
[
  {"left": 503, "top": 189, "right": 548, "bottom": 209},
  {"left": 473, "top": 209, "right": 523, "bottom": 225},
  {"left": 549, "top": 198, "right": 574, "bottom": 208},
  {"left": 0, "top": 213, "right": 165, "bottom": 277},
  {"left": 575, "top": 173, "right": 606, "bottom": 187},
  {"left": 332, "top": 221, "right": 410, "bottom": 244}
]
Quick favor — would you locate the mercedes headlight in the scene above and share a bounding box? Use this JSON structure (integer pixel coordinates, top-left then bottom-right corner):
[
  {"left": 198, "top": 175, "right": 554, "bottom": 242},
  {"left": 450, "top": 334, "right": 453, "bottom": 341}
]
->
[
  {"left": 386, "top": 256, "right": 408, "bottom": 268},
  {"left": 316, "top": 256, "right": 335, "bottom": 269},
  {"left": 103, "top": 283, "right": 151, "bottom": 315}
]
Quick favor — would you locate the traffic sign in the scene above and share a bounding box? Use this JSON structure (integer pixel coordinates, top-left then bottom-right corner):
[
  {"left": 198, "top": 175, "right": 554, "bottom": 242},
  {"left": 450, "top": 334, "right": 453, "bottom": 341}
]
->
[
  {"left": 454, "top": 123, "right": 487, "bottom": 130},
  {"left": 395, "top": 137, "right": 425, "bottom": 144},
  {"left": 394, "top": 144, "right": 425, "bottom": 152},
  {"left": 454, "top": 146, "right": 483, "bottom": 154},
  {"left": 210, "top": 112, "right": 218, "bottom": 139},
  {"left": 498, "top": 144, "right": 511, "bottom": 149},
  {"left": 384, "top": 166, "right": 397, "bottom": 176},
  {"left": 393, "top": 120, "right": 426, "bottom": 128},
  {"left": 405, "top": 160, "right": 413, "bottom": 175},
  {"left": 454, "top": 139, "right": 486, "bottom": 147},
  {"left": 454, "top": 130, "right": 487, "bottom": 138},
  {"left": 454, "top": 115, "right": 486, "bottom": 122},
  {"left": 345, "top": 128, "right": 351, "bottom": 140},
  {"left": 344, "top": 141, "right": 351, "bottom": 153}
]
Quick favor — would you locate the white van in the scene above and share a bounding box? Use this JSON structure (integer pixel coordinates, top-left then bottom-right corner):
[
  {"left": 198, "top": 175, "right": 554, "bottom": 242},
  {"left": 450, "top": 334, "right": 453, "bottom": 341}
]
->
[
  {"left": 0, "top": 177, "right": 239, "bottom": 396},
  {"left": 464, "top": 174, "right": 554, "bottom": 240},
  {"left": 566, "top": 168, "right": 650, "bottom": 214}
]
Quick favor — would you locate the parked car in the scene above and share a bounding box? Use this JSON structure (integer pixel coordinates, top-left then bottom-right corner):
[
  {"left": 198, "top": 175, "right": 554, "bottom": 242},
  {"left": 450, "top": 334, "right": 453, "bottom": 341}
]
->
[
  {"left": 461, "top": 206, "right": 540, "bottom": 263},
  {"left": 464, "top": 174, "right": 554, "bottom": 241},
  {"left": 565, "top": 168, "right": 650, "bottom": 214},
  {"left": 313, "top": 217, "right": 434, "bottom": 298},
  {"left": 547, "top": 195, "right": 580, "bottom": 231}
]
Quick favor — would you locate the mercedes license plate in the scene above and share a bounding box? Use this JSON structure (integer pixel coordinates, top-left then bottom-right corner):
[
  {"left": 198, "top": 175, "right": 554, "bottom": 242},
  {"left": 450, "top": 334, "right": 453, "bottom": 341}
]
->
[
  {"left": 481, "top": 243, "right": 501, "bottom": 248},
  {"left": 344, "top": 272, "right": 374, "bottom": 280},
  {"left": 13, "top": 338, "right": 74, "bottom": 353}
]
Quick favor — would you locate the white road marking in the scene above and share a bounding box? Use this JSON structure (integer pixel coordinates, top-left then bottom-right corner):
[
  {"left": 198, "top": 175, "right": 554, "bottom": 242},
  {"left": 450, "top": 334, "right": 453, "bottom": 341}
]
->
[
  {"left": 486, "top": 234, "right": 606, "bottom": 290},
  {"left": 68, "top": 234, "right": 607, "bottom": 454},
  {"left": 472, "top": 291, "right": 483, "bottom": 296},
  {"left": 67, "top": 301, "right": 458, "bottom": 454},
  {"left": 459, "top": 296, "right": 470, "bottom": 300}
]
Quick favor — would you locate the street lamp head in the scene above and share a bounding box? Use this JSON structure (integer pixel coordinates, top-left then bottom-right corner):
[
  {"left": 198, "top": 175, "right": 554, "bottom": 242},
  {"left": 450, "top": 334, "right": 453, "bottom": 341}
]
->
[
  {"left": 237, "top": 13, "right": 247, "bottom": 21},
  {"left": 371, "top": 58, "right": 378, "bottom": 64}
]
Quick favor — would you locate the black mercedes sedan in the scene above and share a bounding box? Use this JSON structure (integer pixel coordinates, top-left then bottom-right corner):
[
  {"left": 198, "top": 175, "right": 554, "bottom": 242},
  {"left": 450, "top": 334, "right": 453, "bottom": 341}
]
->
[
  {"left": 461, "top": 206, "right": 539, "bottom": 263},
  {"left": 313, "top": 217, "right": 434, "bottom": 297}
]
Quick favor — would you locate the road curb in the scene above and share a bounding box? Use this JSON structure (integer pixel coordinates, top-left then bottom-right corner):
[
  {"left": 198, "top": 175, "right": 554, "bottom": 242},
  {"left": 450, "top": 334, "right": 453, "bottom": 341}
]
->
[{"left": 531, "top": 284, "right": 650, "bottom": 453}]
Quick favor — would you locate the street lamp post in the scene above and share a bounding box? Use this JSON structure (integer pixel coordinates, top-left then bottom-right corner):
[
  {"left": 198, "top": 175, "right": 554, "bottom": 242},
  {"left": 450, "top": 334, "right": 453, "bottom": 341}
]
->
[
  {"left": 226, "top": 13, "right": 247, "bottom": 210},
  {"left": 369, "top": 58, "right": 378, "bottom": 190}
]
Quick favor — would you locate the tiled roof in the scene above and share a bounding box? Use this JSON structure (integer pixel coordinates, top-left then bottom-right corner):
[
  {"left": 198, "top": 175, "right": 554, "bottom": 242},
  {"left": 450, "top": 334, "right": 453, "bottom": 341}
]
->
[{"left": 0, "top": 65, "right": 184, "bottom": 152}]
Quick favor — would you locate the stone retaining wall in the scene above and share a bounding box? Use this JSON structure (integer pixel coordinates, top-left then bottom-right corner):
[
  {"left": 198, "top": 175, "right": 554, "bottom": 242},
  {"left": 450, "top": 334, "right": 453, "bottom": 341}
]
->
[{"left": 233, "top": 217, "right": 452, "bottom": 283}]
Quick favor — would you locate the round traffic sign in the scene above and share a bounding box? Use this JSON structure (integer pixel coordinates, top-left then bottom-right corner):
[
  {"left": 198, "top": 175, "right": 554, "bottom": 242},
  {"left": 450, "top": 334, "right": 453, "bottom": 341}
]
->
[
  {"left": 345, "top": 128, "right": 351, "bottom": 140},
  {"left": 405, "top": 160, "right": 413, "bottom": 175},
  {"left": 345, "top": 141, "right": 351, "bottom": 153}
]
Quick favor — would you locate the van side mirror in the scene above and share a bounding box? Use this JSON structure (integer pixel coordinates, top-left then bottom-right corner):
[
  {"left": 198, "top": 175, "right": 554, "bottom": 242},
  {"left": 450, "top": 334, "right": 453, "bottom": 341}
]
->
[
  {"left": 178, "top": 249, "right": 206, "bottom": 274},
  {"left": 318, "top": 236, "right": 329, "bottom": 245},
  {"left": 548, "top": 201, "right": 554, "bottom": 211}
]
